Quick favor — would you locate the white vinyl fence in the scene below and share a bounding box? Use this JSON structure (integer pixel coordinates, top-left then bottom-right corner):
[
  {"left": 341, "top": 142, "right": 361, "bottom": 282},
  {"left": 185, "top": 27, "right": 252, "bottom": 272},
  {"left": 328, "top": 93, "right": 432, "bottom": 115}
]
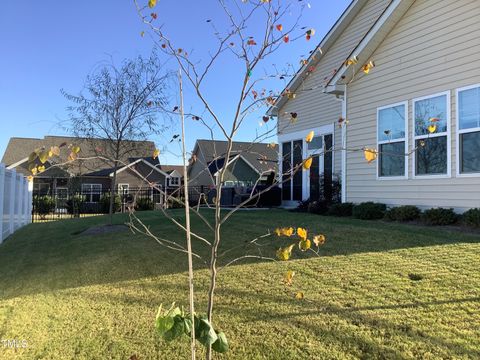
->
[{"left": 0, "top": 164, "right": 32, "bottom": 243}]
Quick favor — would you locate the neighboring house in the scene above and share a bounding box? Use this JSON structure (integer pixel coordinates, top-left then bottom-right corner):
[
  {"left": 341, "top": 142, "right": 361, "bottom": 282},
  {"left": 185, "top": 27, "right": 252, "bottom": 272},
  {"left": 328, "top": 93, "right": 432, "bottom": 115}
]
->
[
  {"left": 160, "top": 165, "right": 184, "bottom": 189},
  {"left": 187, "top": 140, "right": 278, "bottom": 188},
  {"left": 1, "top": 136, "right": 171, "bottom": 202},
  {"left": 270, "top": 0, "right": 480, "bottom": 211}
]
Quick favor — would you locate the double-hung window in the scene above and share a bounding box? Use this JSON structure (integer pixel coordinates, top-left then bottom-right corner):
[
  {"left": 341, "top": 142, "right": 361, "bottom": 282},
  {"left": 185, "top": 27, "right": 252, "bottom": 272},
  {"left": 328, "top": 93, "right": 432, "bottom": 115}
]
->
[
  {"left": 81, "top": 184, "right": 102, "bottom": 203},
  {"left": 457, "top": 84, "right": 480, "bottom": 175},
  {"left": 413, "top": 92, "right": 450, "bottom": 177},
  {"left": 377, "top": 102, "right": 408, "bottom": 178}
]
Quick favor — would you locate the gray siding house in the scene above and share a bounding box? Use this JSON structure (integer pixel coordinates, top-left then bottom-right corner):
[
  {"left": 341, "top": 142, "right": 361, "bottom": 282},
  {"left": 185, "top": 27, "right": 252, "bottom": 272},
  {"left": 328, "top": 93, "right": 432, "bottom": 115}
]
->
[
  {"left": 1, "top": 136, "right": 172, "bottom": 199},
  {"left": 270, "top": 0, "right": 480, "bottom": 211},
  {"left": 187, "top": 139, "right": 278, "bottom": 188}
]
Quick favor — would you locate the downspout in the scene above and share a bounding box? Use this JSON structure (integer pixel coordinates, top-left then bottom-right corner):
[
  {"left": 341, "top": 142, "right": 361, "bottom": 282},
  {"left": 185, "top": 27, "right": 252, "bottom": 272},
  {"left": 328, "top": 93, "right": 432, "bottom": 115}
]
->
[{"left": 341, "top": 84, "right": 347, "bottom": 203}]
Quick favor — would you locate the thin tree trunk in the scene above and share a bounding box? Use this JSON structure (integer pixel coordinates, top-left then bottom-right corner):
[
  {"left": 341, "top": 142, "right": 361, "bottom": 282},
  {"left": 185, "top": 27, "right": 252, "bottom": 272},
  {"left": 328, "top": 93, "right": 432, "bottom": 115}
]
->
[
  {"left": 109, "top": 160, "right": 118, "bottom": 225},
  {"left": 179, "top": 69, "right": 196, "bottom": 360}
]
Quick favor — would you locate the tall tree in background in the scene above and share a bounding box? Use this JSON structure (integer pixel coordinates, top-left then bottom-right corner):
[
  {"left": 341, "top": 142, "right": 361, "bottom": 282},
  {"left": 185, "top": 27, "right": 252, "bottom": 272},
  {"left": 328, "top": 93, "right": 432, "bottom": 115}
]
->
[{"left": 62, "top": 53, "right": 171, "bottom": 224}]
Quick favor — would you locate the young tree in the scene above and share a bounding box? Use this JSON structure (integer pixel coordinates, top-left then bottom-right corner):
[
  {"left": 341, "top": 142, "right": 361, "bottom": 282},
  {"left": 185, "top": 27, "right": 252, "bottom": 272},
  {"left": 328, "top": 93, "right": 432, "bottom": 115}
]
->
[
  {"left": 62, "top": 53, "right": 171, "bottom": 224},
  {"left": 130, "top": 1, "right": 404, "bottom": 359}
]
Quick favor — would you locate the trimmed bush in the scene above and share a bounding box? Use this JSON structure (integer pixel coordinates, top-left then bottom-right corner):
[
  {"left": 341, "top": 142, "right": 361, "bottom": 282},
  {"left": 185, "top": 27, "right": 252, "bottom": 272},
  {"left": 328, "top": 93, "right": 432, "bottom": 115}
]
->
[
  {"left": 384, "top": 205, "right": 421, "bottom": 222},
  {"left": 352, "top": 202, "right": 387, "bottom": 220},
  {"left": 422, "top": 208, "right": 458, "bottom": 226},
  {"left": 34, "top": 195, "right": 55, "bottom": 217},
  {"left": 327, "top": 202, "right": 353, "bottom": 217},
  {"left": 307, "top": 200, "right": 330, "bottom": 215},
  {"left": 135, "top": 197, "right": 154, "bottom": 211},
  {"left": 99, "top": 193, "right": 122, "bottom": 213},
  {"left": 462, "top": 208, "right": 480, "bottom": 227},
  {"left": 66, "top": 195, "right": 86, "bottom": 215}
]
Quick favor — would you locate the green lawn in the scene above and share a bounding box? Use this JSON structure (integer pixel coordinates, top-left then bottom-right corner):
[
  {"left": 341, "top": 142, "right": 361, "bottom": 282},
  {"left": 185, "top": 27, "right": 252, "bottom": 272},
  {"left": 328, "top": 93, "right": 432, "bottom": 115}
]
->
[{"left": 0, "top": 210, "right": 479, "bottom": 359}]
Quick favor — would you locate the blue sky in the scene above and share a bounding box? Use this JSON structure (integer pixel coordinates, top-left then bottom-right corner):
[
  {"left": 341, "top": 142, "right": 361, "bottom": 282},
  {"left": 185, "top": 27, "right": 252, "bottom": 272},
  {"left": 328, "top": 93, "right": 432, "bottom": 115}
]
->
[{"left": 0, "top": 0, "right": 350, "bottom": 165}]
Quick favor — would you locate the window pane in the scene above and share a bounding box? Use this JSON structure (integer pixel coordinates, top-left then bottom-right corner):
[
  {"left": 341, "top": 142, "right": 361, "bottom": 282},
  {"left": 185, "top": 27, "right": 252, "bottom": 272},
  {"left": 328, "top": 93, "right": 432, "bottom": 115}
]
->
[
  {"left": 309, "top": 156, "right": 320, "bottom": 200},
  {"left": 378, "top": 104, "right": 406, "bottom": 141},
  {"left": 379, "top": 142, "right": 405, "bottom": 177},
  {"left": 292, "top": 140, "right": 303, "bottom": 201},
  {"left": 415, "top": 94, "right": 448, "bottom": 136},
  {"left": 461, "top": 131, "right": 480, "bottom": 173},
  {"left": 459, "top": 87, "right": 480, "bottom": 130},
  {"left": 415, "top": 136, "right": 447, "bottom": 175},
  {"left": 281, "top": 142, "right": 291, "bottom": 201},
  {"left": 307, "top": 136, "right": 322, "bottom": 150},
  {"left": 323, "top": 134, "right": 333, "bottom": 201}
]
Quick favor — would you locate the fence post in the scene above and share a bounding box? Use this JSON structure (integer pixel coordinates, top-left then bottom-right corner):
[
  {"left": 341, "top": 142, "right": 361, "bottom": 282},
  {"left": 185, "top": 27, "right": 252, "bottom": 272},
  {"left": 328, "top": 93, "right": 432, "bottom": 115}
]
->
[
  {"left": 28, "top": 180, "right": 33, "bottom": 224},
  {"left": 0, "top": 164, "right": 5, "bottom": 244},
  {"left": 9, "top": 169, "right": 16, "bottom": 235},
  {"left": 22, "top": 177, "right": 27, "bottom": 226}
]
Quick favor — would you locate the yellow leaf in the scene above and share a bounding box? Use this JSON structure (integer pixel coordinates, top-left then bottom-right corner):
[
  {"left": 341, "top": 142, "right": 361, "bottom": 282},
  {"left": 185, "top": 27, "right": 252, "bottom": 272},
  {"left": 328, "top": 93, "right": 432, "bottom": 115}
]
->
[
  {"left": 297, "top": 227, "right": 307, "bottom": 240},
  {"left": 295, "top": 291, "right": 304, "bottom": 300},
  {"left": 153, "top": 148, "right": 160, "bottom": 159},
  {"left": 27, "top": 176, "right": 34, "bottom": 182},
  {"left": 428, "top": 124, "right": 437, "bottom": 134},
  {"left": 276, "top": 244, "right": 294, "bottom": 261},
  {"left": 305, "top": 131, "right": 314, "bottom": 143},
  {"left": 284, "top": 270, "right": 295, "bottom": 286},
  {"left": 37, "top": 165, "right": 45, "bottom": 173},
  {"left": 364, "top": 149, "right": 377, "bottom": 163},
  {"left": 38, "top": 150, "right": 49, "bottom": 164},
  {"left": 31, "top": 167, "right": 38, "bottom": 175},
  {"left": 50, "top": 146, "right": 60, "bottom": 156},
  {"left": 71, "top": 146, "right": 81, "bottom": 154},
  {"left": 28, "top": 162, "right": 37, "bottom": 172},
  {"left": 68, "top": 152, "right": 78, "bottom": 161},
  {"left": 345, "top": 56, "right": 358, "bottom": 66},
  {"left": 313, "top": 234, "right": 326, "bottom": 247},
  {"left": 275, "top": 228, "right": 282, "bottom": 236},
  {"left": 299, "top": 239, "right": 311, "bottom": 251},
  {"left": 282, "top": 227, "right": 294, "bottom": 237},
  {"left": 362, "top": 61, "right": 375, "bottom": 74},
  {"left": 28, "top": 151, "right": 37, "bottom": 163},
  {"left": 303, "top": 157, "right": 313, "bottom": 170},
  {"left": 148, "top": 0, "right": 157, "bottom": 8}
]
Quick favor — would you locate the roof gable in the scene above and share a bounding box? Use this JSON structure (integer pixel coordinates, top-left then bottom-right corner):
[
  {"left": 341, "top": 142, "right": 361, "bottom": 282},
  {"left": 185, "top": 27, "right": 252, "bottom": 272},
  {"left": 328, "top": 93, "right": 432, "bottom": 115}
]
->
[
  {"left": 269, "top": 0, "right": 392, "bottom": 115},
  {"left": 194, "top": 139, "right": 278, "bottom": 174},
  {"left": 326, "top": 0, "right": 415, "bottom": 93}
]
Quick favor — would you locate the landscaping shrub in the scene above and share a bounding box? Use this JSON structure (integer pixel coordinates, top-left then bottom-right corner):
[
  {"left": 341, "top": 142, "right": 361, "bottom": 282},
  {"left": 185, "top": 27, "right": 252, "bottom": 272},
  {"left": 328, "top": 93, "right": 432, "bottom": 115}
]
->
[
  {"left": 168, "top": 197, "right": 185, "bottom": 209},
  {"left": 384, "top": 205, "right": 421, "bottom": 222},
  {"left": 307, "top": 200, "right": 330, "bottom": 215},
  {"left": 352, "top": 202, "right": 387, "bottom": 220},
  {"left": 66, "top": 195, "right": 86, "bottom": 215},
  {"left": 327, "top": 202, "right": 353, "bottom": 217},
  {"left": 99, "top": 193, "right": 122, "bottom": 213},
  {"left": 135, "top": 197, "right": 154, "bottom": 211},
  {"left": 33, "top": 195, "right": 55, "bottom": 217},
  {"left": 462, "top": 208, "right": 480, "bottom": 227},
  {"left": 421, "top": 208, "right": 458, "bottom": 226}
]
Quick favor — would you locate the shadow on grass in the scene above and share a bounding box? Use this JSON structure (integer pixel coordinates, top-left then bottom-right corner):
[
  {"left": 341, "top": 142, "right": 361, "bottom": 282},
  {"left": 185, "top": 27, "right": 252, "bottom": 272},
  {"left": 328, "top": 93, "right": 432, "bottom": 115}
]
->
[{"left": 0, "top": 209, "right": 479, "bottom": 301}]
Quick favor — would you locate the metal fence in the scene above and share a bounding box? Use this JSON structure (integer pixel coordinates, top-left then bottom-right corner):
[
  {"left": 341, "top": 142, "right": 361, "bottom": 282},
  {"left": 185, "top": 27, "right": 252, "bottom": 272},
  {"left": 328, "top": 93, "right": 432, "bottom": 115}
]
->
[
  {"left": 31, "top": 187, "right": 172, "bottom": 223},
  {"left": 0, "top": 164, "right": 32, "bottom": 243}
]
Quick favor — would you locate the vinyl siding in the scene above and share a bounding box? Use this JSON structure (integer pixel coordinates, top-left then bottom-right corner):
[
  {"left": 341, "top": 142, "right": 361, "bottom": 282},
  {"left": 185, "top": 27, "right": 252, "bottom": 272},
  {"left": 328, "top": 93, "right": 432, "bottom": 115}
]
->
[
  {"left": 278, "top": 0, "right": 391, "bottom": 174},
  {"left": 346, "top": 0, "right": 480, "bottom": 211}
]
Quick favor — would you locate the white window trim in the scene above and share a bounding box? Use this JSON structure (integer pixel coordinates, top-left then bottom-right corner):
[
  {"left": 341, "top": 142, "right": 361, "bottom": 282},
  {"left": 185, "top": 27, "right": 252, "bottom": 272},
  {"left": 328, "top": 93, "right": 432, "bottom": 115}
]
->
[
  {"left": 278, "top": 123, "right": 335, "bottom": 201},
  {"left": 376, "top": 101, "right": 409, "bottom": 181},
  {"left": 169, "top": 177, "right": 180, "bottom": 186},
  {"left": 118, "top": 183, "right": 129, "bottom": 192},
  {"left": 412, "top": 91, "right": 451, "bottom": 179},
  {"left": 81, "top": 183, "right": 102, "bottom": 203},
  {"left": 456, "top": 83, "right": 480, "bottom": 178}
]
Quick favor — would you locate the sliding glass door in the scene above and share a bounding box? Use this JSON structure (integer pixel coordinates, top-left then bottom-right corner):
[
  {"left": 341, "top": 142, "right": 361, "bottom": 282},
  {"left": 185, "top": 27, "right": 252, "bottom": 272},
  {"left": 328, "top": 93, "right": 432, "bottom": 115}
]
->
[{"left": 281, "top": 132, "right": 333, "bottom": 202}]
